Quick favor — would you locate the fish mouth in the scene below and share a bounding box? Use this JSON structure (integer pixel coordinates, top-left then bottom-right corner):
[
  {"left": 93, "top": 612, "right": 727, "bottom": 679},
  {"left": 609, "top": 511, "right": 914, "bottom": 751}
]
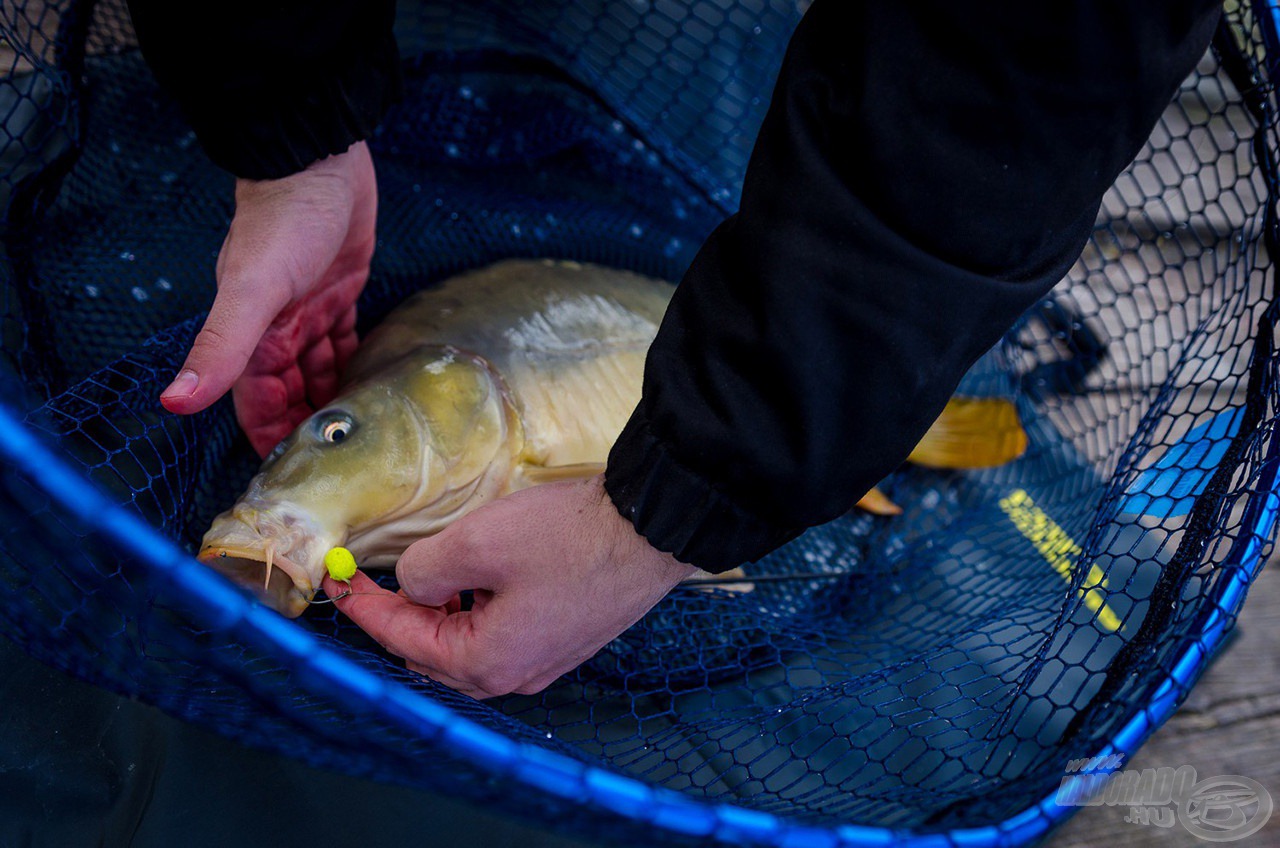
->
[{"left": 197, "top": 543, "right": 314, "bottom": 618}]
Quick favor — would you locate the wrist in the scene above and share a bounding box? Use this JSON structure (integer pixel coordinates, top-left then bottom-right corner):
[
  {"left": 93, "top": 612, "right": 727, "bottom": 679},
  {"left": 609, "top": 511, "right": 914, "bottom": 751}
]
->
[
  {"left": 590, "top": 474, "right": 698, "bottom": 586},
  {"left": 234, "top": 140, "right": 367, "bottom": 198},
  {"left": 605, "top": 409, "right": 801, "bottom": 572}
]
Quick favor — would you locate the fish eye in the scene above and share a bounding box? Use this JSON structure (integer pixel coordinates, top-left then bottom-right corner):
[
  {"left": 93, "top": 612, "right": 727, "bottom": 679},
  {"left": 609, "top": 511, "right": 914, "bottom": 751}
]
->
[
  {"left": 315, "top": 413, "right": 354, "bottom": 444},
  {"left": 323, "top": 421, "right": 350, "bottom": 443}
]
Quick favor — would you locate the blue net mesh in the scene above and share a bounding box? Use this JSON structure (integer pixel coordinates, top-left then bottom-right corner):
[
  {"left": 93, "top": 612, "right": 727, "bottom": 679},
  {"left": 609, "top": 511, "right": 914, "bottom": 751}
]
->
[{"left": 2, "top": 1, "right": 1279, "bottom": 844}]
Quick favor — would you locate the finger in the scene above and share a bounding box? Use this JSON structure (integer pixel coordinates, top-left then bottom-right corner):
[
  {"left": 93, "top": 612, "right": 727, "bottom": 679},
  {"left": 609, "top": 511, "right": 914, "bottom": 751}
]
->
[
  {"left": 232, "top": 371, "right": 310, "bottom": 458},
  {"left": 403, "top": 585, "right": 463, "bottom": 616},
  {"left": 323, "top": 570, "right": 395, "bottom": 606},
  {"left": 395, "top": 586, "right": 463, "bottom": 613},
  {"left": 405, "top": 660, "right": 497, "bottom": 700},
  {"left": 321, "top": 571, "right": 395, "bottom": 604},
  {"left": 325, "top": 574, "right": 466, "bottom": 693},
  {"left": 329, "top": 571, "right": 474, "bottom": 673},
  {"left": 333, "top": 302, "right": 358, "bottom": 336},
  {"left": 300, "top": 334, "right": 340, "bottom": 409},
  {"left": 160, "top": 280, "right": 289, "bottom": 415},
  {"left": 395, "top": 529, "right": 502, "bottom": 607},
  {"left": 246, "top": 418, "right": 296, "bottom": 460},
  {"left": 331, "top": 305, "right": 359, "bottom": 375}
]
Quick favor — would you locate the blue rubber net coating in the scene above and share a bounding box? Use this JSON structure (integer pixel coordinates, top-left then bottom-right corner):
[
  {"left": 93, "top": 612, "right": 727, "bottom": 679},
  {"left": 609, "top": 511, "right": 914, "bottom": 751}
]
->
[{"left": 2, "top": 1, "right": 1279, "bottom": 845}]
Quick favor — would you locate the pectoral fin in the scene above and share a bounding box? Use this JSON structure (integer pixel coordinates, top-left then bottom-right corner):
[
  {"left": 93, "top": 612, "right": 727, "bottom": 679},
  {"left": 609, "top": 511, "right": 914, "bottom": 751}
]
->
[
  {"left": 856, "top": 487, "right": 902, "bottom": 516},
  {"left": 908, "top": 397, "right": 1028, "bottom": 469},
  {"left": 519, "top": 462, "right": 607, "bottom": 485},
  {"left": 683, "top": 566, "right": 755, "bottom": 593}
]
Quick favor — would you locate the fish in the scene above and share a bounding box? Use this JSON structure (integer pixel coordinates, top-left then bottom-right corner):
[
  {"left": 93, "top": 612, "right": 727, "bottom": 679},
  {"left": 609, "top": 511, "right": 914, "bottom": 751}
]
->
[{"left": 198, "top": 259, "right": 1027, "bottom": 616}]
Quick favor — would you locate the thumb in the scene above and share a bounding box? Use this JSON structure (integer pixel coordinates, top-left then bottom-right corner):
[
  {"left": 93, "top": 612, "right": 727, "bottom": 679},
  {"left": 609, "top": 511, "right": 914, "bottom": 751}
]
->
[
  {"left": 395, "top": 529, "right": 501, "bottom": 607},
  {"left": 327, "top": 571, "right": 472, "bottom": 683},
  {"left": 160, "top": 278, "right": 287, "bottom": 414}
]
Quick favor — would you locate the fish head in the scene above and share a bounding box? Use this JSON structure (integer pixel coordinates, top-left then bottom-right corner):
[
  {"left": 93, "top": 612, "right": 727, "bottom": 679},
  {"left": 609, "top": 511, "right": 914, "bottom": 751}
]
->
[{"left": 198, "top": 347, "right": 515, "bottom": 617}]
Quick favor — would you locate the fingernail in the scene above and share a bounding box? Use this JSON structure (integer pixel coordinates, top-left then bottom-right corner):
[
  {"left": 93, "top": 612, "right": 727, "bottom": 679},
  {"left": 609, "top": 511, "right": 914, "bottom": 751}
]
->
[{"left": 161, "top": 369, "right": 199, "bottom": 400}]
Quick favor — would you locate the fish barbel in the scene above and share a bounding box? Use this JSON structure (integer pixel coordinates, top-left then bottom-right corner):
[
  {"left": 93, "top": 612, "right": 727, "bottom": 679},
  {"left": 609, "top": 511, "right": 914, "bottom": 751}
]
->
[{"left": 198, "top": 259, "right": 1026, "bottom": 616}]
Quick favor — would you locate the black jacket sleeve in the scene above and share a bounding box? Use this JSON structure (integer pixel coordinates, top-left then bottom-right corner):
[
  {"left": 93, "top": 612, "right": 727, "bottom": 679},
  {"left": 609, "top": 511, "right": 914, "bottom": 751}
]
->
[
  {"left": 125, "top": 0, "right": 401, "bottom": 180},
  {"left": 605, "top": 0, "right": 1222, "bottom": 572}
]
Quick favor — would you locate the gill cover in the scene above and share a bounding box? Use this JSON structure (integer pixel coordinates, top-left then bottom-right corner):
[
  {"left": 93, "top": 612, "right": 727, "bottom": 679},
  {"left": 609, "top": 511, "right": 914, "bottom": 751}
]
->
[
  {"left": 389, "top": 345, "right": 517, "bottom": 491},
  {"left": 253, "top": 382, "right": 428, "bottom": 530}
]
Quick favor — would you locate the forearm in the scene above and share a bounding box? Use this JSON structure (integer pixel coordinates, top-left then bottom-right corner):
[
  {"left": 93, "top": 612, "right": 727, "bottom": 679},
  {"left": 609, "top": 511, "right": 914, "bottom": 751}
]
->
[
  {"left": 125, "top": 0, "right": 401, "bottom": 179},
  {"left": 607, "top": 0, "right": 1221, "bottom": 571}
]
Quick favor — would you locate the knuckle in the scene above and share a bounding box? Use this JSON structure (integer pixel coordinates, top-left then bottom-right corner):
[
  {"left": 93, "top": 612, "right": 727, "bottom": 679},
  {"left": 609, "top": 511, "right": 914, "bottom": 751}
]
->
[
  {"left": 194, "top": 324, "right": 235, "bottom": 353},
  {"left": 514, "top": 678, "right": 550, "bottom": 696},
  {"left": 477, "top": 670, "right": 522, "bottom": 697},
  {"left": 466, "top": 654, "right": 520, "bottom": 697},
  {"left": 394, "top": 542, "right": 431, "bottom": 594},
  {"left": 465, "top": 651, "right": 497, "bottom": 681},
  {"left": 442, "top": 520, "right": 486, "bottom": 562},
  {"left": 218, "top": 264, "right": 293, "bottom": 311}
]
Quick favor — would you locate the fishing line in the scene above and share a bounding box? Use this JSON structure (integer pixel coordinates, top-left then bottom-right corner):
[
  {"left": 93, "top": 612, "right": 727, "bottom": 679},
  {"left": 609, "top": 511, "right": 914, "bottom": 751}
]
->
[
  {"left": 304, "top": 572, "right": 854, "bottom": 605},
  {"left": 680, "top": 573, "right": 854, "bottom": 586},
  {"left": 305, "top": 589, "right": 381, "bottom": 605}
]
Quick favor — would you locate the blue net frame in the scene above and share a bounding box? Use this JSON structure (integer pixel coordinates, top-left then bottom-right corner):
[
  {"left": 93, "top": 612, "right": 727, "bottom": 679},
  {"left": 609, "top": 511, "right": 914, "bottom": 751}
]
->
[{"left": 3, "top": 1, "right": 1280, "bottom": 845}]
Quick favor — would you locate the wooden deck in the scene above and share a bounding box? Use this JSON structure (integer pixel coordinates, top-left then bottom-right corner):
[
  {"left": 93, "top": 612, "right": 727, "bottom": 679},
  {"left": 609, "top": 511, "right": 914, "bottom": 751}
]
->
[{"left": 1053, "top": 559, "right": 1280, "bottom": 846}]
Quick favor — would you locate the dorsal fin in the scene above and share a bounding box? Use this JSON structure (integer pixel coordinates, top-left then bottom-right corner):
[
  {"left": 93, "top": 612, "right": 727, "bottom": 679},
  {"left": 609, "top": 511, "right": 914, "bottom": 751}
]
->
[{"left": 855, "top": 487, "right": 903, "bottom": 516}]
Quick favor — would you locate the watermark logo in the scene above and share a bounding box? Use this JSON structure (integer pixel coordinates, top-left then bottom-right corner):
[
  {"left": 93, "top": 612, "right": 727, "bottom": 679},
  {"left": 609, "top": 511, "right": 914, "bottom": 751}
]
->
[
  {"left": 1055, "top": 755, "right": 1272, "bottom": 841},
  {"left": 1180, "top": 775, "right": 1273, "bottom": 842}
]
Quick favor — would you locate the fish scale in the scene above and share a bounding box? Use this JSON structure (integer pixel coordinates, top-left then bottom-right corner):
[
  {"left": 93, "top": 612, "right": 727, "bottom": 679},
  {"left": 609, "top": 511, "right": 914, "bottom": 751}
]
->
[{"left": 351, "top": 259, "right": 669, "bottom": 470}]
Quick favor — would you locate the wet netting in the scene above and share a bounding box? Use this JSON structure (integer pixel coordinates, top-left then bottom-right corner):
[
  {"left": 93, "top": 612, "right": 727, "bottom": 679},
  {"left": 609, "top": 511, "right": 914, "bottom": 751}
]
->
[{"left": 2, "top": 1, "right": 1279, "bottom": 845}]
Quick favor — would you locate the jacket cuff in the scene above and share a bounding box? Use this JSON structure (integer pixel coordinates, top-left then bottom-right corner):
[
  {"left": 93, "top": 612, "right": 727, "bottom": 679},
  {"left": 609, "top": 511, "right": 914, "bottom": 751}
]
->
[
  {"left": 605, "top": 409, "right": 801, "bottom": 573},
  {"left": 189, "top": 30, "right": 402, "bottom": 180}
]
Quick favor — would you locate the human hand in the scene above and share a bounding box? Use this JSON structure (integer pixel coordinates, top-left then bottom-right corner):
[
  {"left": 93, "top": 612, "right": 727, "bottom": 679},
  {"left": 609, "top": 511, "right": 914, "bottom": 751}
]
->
[
  {"left": 325, "top": 474, "right": 697, "bottom": 698},
  {"left": 159, "top": 141, "right": 377, "bottom": 457}
]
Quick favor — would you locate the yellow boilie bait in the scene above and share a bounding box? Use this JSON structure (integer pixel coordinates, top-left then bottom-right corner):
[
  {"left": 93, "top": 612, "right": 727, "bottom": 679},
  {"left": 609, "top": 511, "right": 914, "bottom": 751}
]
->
[{"left": 323, "top": 546, "right": 358, "bottom": 582}]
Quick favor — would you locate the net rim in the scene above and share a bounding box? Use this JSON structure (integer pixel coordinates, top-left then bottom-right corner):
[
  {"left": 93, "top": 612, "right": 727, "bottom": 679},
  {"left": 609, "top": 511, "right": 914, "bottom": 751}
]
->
[{"left": 1, "top": 361, "right": 1274, "bottom": 847}]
